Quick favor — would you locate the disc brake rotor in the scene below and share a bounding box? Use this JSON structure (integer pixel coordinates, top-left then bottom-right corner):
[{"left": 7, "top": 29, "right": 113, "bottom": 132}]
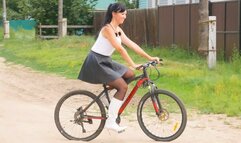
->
[{"left": 158, "top": 109, "right": 169, "bottom": 121}]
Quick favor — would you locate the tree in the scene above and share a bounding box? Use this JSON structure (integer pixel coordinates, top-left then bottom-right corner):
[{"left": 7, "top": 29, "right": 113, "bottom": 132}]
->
[
  {"left": 17, "top": 0, "right": 97, "bottom": 24},
  {"left": 63, "top": 0, "right": 97, "bottom": 25},
  {"left": 18, "top": 0, "right": 58, "bottom": 24},
  {"left": 198, "top": 0, "right": 209, "bottom": 56},
  {"left": 0, "top": 0, "right": 22, "bottom": 20},
  {"left": 63, "top": 0, "right": 97, "bottom": 34},
  {"left": 17, "top": 0, "right": 97, "bottom": 35}
]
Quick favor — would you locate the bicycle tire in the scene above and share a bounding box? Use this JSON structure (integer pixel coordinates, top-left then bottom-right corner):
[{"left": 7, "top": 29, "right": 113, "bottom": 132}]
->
[
  {"left": 54, "top": 90, "right": 106, "bottom": 141},
  {"left": 137, "top": 89, "right": 187, "bottom": 141}
]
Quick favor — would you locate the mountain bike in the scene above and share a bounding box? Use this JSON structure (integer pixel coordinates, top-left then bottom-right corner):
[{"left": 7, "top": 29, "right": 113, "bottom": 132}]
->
[{"left": 54, "top": 60, "right": 187, "bottom": 141}]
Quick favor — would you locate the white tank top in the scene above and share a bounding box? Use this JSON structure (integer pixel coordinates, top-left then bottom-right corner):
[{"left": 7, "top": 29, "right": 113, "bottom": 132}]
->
[{"left": 91, "top": 31, "right": 121, "bottom": 56}]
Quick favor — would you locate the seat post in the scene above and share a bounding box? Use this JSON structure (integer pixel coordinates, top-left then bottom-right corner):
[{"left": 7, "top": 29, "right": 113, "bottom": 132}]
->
[{"left": 101, "top": 84, "right": 111, "bottom": 107}]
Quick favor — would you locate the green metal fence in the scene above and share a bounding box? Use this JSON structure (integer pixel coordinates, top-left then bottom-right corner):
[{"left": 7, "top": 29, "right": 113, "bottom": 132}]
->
[{"left": 0, "top": 20, "right": 36, "bottom": 30}]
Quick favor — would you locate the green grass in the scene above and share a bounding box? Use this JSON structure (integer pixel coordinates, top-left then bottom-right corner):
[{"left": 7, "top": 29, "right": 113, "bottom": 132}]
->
[{"left": 0, "top": 29, "right": 241, "bottom": 116}]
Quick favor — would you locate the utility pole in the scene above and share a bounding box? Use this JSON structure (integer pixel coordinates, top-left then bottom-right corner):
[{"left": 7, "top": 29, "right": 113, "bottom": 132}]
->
[
  {"left": 58, "top": 0, "right": 67, "bottom": 38},
  {"left": 2, "top": 0, "right": 10, "bottom": 38},
  {"left": 198, "top": 0, "right": 209, "bottom": 55},
  {"left": 58, "top": 0, "right": 63, "bottom": 37},
  {"left": 198, "top": 0, "right": 216, "bottom": 69}
]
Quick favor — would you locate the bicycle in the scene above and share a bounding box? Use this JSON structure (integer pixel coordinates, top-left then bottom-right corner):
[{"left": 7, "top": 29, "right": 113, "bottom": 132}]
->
[{"left": 54, "top": 60, "right": 187, "bottom": 141}]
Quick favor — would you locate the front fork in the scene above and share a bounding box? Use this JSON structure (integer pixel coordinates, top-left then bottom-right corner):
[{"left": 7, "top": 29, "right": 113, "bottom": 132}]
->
[{"left": 148, "top": 83, "right": 162, "bottom": 116}]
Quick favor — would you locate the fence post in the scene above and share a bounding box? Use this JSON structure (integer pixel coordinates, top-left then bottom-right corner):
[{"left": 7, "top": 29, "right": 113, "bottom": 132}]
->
[
  {"left": 62, "top": 18, "right": 67, "bottom": 36},
  {"left": 3, "top": 20, "right": 10, "bottom": 39},
  {"left": 39, "top": 23, "right": 42, "bottom": 38},
  {"left": 58, "top": 18, "right": 67, "bottom": 38},
  {"left": 207, "top": 16, "right": 216, "bottom": 69}
]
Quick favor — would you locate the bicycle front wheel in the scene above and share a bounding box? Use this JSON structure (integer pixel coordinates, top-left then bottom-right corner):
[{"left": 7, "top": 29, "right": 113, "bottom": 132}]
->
[
  {"left": 54, "top": 90, "right": 106, "bottom": 141},
  {"left": 137, "top": 89, "right": 187, "bottom": 141}
]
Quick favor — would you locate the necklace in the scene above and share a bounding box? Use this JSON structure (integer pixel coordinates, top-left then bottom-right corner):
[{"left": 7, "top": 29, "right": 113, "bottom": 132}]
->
[{"left": 109, "top": 23, "right": 121, "bottom": 37}]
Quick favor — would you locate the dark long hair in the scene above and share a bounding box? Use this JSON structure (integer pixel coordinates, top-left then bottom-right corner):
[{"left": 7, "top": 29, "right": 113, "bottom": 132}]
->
[
  {"left": 103, "top": 3, "right": 126, "bottom": 26},
  {"left": 95, "top": 3, "right": 126, "bottom": 39}
]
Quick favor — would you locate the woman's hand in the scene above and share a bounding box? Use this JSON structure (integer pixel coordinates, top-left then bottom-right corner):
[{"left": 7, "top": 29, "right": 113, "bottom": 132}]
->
[
  {"left": 130, "top": 64, "right": 142, "bottom": 70},
  {"left": 149, "top": 57, "right": 160, "bottom": 63},
  {"left": 149, "top": 57, "right": 164, "bottom": 65}
]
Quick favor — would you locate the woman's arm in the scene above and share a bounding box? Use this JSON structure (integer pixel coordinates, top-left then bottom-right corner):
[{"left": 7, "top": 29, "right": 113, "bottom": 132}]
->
[
  {"left": 120, "top": 28, "right": 159, "bottom": 61},
  {"left": 102, "top": 25, "right": 138, "bottom": 68}
]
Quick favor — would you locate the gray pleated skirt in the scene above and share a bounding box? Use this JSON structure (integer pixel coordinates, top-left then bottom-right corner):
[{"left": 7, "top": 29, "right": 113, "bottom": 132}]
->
[{"left": 78, "top": 51, "right": 128, "bottom": 84}]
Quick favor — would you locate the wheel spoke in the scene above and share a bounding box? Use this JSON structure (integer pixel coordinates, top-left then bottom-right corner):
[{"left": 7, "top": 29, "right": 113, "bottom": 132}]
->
[
  {"left": 54, "top": 90, "right": 106, "bottom": 141},
  {"left": 137, "top": 90, "right": 187, "bottom": 141}
]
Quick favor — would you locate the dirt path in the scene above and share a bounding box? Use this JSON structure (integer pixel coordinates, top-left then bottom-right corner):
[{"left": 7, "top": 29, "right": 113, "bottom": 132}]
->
[{"left": 0, "top": 57, "right": 240, "bottom": 143}]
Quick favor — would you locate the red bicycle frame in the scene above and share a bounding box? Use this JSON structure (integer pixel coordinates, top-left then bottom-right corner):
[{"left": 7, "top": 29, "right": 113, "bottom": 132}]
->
[
  {"left": 86, "top": 60, "right": 162, "bottom": 120},
  {"left": 118, "top": 77, "right": 157, "bottom": 116},
  {"left": 86, "top": 77, "right": 154, "bottom": 120}
]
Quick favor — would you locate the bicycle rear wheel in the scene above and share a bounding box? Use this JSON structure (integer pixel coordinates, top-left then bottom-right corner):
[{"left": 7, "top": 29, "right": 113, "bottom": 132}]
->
[
  {"left": 54, "top": 90, "right": 106, "bottom": 141},
  {"left": 137, "top": 89, "right": 187, "bottom": 141}
]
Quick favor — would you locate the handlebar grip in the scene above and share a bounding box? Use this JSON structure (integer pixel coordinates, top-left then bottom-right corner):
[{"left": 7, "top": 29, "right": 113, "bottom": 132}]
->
[
  {"left": 136, "top": 58, "right": 163, "bottom": 70},
  {"left": 154, "top": 58, "right": 163, "bottom": 64}
]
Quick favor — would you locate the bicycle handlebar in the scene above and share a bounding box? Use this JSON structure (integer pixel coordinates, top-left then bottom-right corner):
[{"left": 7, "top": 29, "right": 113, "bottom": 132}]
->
[
  {"left": 134, "top": 58, "right": 163, "bottom": 81},
  {"left": 136, "top": 58, "right": 163, "bottom": 70}
]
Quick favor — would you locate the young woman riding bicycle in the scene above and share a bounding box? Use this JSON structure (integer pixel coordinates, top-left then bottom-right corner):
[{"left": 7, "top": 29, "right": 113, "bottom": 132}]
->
[{"left": 78, "top": 3, "right": 159, "bottom": 133}]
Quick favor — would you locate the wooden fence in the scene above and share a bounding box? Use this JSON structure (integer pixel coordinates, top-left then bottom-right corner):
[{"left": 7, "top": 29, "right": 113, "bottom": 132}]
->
[
  {"left": 37, "top": 24, "right": 93, "bottom": 39},
  {"left": 93, "top": 0, "right": 240, "bottom": 60}
]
